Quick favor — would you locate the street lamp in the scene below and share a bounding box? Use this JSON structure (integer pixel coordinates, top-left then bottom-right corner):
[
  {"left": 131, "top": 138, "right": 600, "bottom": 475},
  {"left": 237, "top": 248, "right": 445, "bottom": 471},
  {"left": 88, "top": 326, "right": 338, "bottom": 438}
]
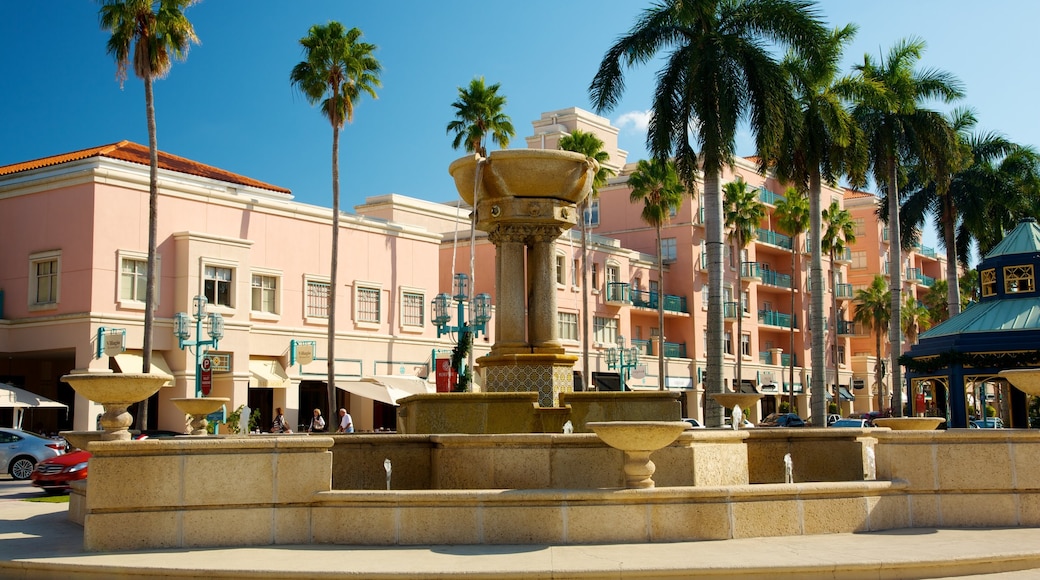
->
[
  {"left": 174, "top": 295, "right": 224, "bottom": 397},
  {"left": 607, "top": 335, "right": 639, "bottom": 391},
  {"left": 432, "top": 273, "right": 491, "bottom": 390}
]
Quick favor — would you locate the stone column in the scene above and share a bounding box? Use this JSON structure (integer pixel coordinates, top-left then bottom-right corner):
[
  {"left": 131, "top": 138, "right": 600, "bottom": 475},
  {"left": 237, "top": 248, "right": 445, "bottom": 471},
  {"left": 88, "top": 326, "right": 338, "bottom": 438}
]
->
[
  {"left": 489, "top": 226, "right": 528, "bottom": 352},
  {"left": 528, "top": 226, "right": 563, "bottom": 352}
]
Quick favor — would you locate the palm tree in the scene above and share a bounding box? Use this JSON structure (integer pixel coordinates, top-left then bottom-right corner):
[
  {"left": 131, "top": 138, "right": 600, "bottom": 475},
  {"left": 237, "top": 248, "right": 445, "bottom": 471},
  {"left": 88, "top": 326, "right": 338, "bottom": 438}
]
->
[
  {"left": 821, "top": 200, "right": 855, "bottom": 408},
  {"left": 291, "top": 22, "right": 381, "bottom": 421},
  {"left": 590, "top": 0, "right": 826, "bottom": 425},
  {"left": 559, "top": 130, "right": 615, "bottom": 390},
  {"left": 853, "top": 275, "right": 891, "bottom": 412},
  {"left": 773, "top": 186, "right": 810, "bottom": 410},
  {"left": 447, "top": 77, "right": 514, "bottom": 158},
  {"left": 775, "top": 23, "right": 866, "bottom": 426},
  {"left": 922, "top": 279, "right": 950, "bottom": 324},
  {"left": 724, "top": 178, "right": 765, "bottom": 396},
  {"left": 99, "top": 0, "right": 199, "bottom": 429},
  {"left": 850, "top": 38, "right": 963, "bottom": 416},
  {"left": 901, "top": 294, "right": 931, "bottom": 346},
  {"left": 629, "top": 158, "right": 685, "bottom": 389}
]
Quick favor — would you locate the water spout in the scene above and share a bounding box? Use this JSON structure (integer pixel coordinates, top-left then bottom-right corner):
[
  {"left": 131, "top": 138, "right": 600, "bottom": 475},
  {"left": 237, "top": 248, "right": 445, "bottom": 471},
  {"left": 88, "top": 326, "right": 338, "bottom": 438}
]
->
[
  {"left": 865, "top": 446, "right": 876, "bottom": 481},
  {"left": 732, "top": 405, "right": 741, "bottom": 430},
  {"left": 562, "top": 420, "right": 573, "bottom": 434},
  {"left": 784, "top": 452, "right": 793, "bottom": 484},
  {"left": 384, "top": 458, "right": 392, "bottom": 491}
]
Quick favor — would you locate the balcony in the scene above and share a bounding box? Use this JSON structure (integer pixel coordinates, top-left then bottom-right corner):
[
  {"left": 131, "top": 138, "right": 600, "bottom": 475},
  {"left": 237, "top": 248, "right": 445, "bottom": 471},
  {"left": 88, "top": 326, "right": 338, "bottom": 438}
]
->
[
  {"left": 724, "top": 301, "right": 741, "bottom": 320},
  {"left": 837, "top": 320, "right": 857, "bottom": 336},
  {"left": 834, "top": 248, "right": 852, "bottom": 263},
  {"left": 919, "top": 245, "right": 937, "bottom": 258},
  {"left": 907, "top": 268, "right": 935, "bottom": 287},
  {"left": 882, "top": 229, "right": 890, "bottom": 243},
  {"left": 761, "top": 269, "right": 793, "bottom": 290},
  {"left": 835, "top": 283, "right": 853, "bottom": 300},
  {"left": 780, "top": 353, "right": 796, "bottom": 367},
  {"left": 605, "top": 282, "right": 630, "bottom": 305},
  {"left": 699, "top": 252, "right": 708, "bottom": 272},
  {"left": 663, "top": 342, "right": 687, "bottom": 358},
  {"left": 757, "top": 186, "right": 785, "bottom": 206},
  {"left": 758, "top": 309, "right": 796, "bottom": 329},
  {"left": 756, "top": 228, "right": 793, "bottom": 251},
  {"left": 630, "top": 289, "right": 689, "bottom": 314},
  {"left": 758, "top": 351, "right": 772, "bottom": 364},
  {"left": 632, "top": 339, "right": 652, "bottom": 355},
  {"left": 740, "top": 261, "right": 763, "bottom": 281}
]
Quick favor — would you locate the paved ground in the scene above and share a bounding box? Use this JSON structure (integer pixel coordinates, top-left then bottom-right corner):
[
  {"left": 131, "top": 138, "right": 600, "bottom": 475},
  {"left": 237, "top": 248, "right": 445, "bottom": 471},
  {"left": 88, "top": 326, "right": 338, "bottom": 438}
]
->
[{"left": 3, "top": 475, "right": 1040, "bottom": 579}]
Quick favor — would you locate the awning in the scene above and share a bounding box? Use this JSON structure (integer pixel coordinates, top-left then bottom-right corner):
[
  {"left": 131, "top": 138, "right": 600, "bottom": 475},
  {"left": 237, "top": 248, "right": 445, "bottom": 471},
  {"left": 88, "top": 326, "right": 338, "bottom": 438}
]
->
[
  {"left": 0, "top": 383, "right": 67, "bottom": 409},
  {"left": 249, "top": 358, "right": 289, "bottom": 388},
  {"left": 739, "top": 382, "right": 758, "bottom": 394},
  {"left": 113, "top": 351, "right": 174, "bottom": 386},
  {"left": 337, "top": 376, "right": 434, "bottom": 406},
  {"left": 839, "top": 386, "right": 855, "bottom": 401}
]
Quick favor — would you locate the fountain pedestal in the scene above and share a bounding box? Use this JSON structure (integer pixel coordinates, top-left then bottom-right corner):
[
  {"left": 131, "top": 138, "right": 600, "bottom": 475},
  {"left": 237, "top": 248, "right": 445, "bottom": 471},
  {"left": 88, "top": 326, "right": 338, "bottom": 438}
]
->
[
  {"left": 171, "top": 397, "right": 231, "bottom": 435},
  {"left": 588, "top": 421, "right": 690, "bottom": 488},
  {"left": 60, "top": 373, "right": 169, "bottom": 441}
]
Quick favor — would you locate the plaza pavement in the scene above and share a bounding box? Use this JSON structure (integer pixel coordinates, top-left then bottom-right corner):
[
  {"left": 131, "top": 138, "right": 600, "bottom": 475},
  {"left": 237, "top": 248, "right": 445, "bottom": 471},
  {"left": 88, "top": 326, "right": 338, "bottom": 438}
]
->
[{"left": 3, "top": 477, "right": 1040, "bottom": 579}]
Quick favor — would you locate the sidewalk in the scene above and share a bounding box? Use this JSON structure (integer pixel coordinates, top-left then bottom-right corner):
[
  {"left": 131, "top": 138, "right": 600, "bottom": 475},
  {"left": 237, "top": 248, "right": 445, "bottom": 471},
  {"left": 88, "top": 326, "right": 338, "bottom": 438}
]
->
[{"left": 3, "top": 497, "right": 1040, "bottom": 579}]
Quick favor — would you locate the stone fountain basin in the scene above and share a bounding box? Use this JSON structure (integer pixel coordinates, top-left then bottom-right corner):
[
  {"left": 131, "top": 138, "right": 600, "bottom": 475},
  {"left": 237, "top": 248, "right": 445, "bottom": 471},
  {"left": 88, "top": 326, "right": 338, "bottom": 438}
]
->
[
  {"left": 587, "top": 421, "right": 690, "bottom": 452},
  {"left": 873, "top": 417, "right": 946, "bottom": 430},
  {"left": 60, "top": 372, "right": 169, "bottom": 405},
  {"left": 449, "top": 149, "right": 596, "bottom": 206},
  {"left": 60, "top": 431, "right": 104, "bottom": 451},
  {"left": 710, "top": 393, "right": 764, "bottom": 410},
  {"left": 1000, "top": 369, "right": 1040, "bottom": 396},
  {"left": 171, "top": 397, "right": 230, "bottom": 416}
]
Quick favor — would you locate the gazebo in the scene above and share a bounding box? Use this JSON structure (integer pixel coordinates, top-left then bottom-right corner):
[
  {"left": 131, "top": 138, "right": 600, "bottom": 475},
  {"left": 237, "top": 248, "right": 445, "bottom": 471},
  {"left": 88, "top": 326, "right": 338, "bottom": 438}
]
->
[{"left": 903, "top": 218, "right": 1040, "bottom": 428}]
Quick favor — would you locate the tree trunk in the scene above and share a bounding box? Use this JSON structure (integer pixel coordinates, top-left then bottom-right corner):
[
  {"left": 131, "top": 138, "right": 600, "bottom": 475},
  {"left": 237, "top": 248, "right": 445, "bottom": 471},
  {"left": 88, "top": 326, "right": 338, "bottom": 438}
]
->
[
  {"left": 328, "top": 123, "right": 341, "bottom": 425},
  {"left": 705, "top": 170, "right": 724, "bottom": 427},
  {"left": 809, "top": 171, "right": 826, "bottom": 426},
  {"left": 830, "top": 255, "right": 839, "bottom": 415},
  {"left": 657, "top": 224, "right": 665, "bottom": 390},
  {"left": 789, "top": 234, "right": 798, "bottom": 412},
  {"left": 875, "top": 314, "right": 884, "bottom": 411},
  {"left": 734, "top": 235, "right": 743, "bottom": 396},
  {"left": 888, "top": 155, "right": 904, "bottom": 416},
  {"left": 140, "top": 75, "right": 158, "bottom": 430},
  {"left": 942, "top": 195, "right": 961, "bottom": 317},
  {"left": 580, "top": 200, "right": 591, "bottom": 390}
]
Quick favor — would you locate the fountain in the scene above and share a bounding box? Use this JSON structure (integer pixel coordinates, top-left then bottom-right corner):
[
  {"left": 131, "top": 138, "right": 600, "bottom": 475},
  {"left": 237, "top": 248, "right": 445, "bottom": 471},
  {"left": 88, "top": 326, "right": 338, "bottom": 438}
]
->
[
  {"left": 61, "top": 373, "right": 170, "bottom": 441},
  {"left": 783, "top": 452, "right": 794, "bottom": 484},
  {"left": 873, "top": 416, "right": 945, "bottom": 430},
  {"left": 171, "top": 397, "right": 231, "bottom": 435},
  {"left": 709, "top": 391, "right": 763, "bottom": 428},
  {"left": 999, "top": 368, "right": 1040, "bottom": 395},
  {"left": 588, "top": 421, "right": 689, "bottom": 488}
]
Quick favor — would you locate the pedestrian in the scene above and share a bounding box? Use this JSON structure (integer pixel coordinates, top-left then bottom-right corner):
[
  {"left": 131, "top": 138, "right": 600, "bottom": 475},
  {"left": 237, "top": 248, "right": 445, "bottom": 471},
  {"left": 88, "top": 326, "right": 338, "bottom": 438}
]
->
[
  {"left": 336, "top": 408, "right": 353, "bottom": 433},
  {"left": 270, "top": 407, "right": 292, "bottom": 433},
  {"left": 308, "top": 408, "right": 326, "bottom": 432}
]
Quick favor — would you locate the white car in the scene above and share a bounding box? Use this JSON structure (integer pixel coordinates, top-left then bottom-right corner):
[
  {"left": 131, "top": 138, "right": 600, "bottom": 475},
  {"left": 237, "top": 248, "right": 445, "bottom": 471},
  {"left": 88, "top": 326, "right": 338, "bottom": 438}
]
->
[
  {"left": 830, "top": 418, "right": 869, "bottom": 428},
  {"left": 682, "top": 418, "right": 705, "bottom": 429},
  {"left": 0, "top": 428, "right": 66, "bottom": 480}
]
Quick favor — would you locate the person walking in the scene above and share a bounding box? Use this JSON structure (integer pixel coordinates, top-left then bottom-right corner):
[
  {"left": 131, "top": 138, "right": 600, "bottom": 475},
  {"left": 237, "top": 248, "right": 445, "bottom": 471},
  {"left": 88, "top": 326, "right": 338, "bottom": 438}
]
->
[
  {"left": 308, "top": 408, "right": 326, "bottom": 432},
  {"left": 336, "top": 408, "right": 353, "bottom": 433}
]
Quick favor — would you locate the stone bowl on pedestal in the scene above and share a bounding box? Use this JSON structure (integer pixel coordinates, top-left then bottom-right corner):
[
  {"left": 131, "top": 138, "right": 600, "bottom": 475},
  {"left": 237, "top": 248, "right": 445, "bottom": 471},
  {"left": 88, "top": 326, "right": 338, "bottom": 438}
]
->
[
  {"left": 1000, "top": 369, "right": 1040, "bottom": 396},
  {"left": 60, "top": 373, "right": 170, "bottom": 441},
  {"left": 171, "top": 397, "right": 231, "bottom": 435},
  {"left": 873, "top": 417, "right": 946, "bottom": 430},
  {"left": 449, "top": 149, "right": 597, "bottom": 206},
  {"left": 587, "top": 421, "right": 690, "bottom": 488}
]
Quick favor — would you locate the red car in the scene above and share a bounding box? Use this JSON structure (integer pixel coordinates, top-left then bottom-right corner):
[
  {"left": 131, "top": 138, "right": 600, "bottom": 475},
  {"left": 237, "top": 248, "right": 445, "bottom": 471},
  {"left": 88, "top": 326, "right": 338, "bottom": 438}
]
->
[{"left": 30, "top": 449, "right": 90, "bottom": 495}]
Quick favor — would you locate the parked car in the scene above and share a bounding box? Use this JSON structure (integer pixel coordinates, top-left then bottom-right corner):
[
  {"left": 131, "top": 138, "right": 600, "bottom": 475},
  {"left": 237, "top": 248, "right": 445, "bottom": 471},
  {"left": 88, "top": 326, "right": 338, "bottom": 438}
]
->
[
  {"left": 826, "top": 414, "right": 842, "bottom": 426},
  {"left": 683, "top": 418, "right": 705, "bottom": 429},
  {"left": 970, "top": 418, "right": 1004, "bottom": 429},
  {"left": 757, "top": 413, "right": 806, "bottom": 428},
  {"left": 31, "top": 449, "right": 89, "bottom": 494},
  {"left": 830, "top": 418, "right": 869, "bottom": 428},
  {"left": 0, "top": 428, "right": 66, "bottom": 480},
  {"left": 723, "top": 418, "right": 756, "bottom": 428}
]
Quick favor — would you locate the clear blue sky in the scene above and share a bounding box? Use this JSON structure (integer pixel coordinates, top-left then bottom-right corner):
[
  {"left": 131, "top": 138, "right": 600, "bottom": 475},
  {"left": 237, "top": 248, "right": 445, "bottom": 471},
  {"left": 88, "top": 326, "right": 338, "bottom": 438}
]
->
[{"left": 2, "top": 1, "right": 1037, "bottom": 252}]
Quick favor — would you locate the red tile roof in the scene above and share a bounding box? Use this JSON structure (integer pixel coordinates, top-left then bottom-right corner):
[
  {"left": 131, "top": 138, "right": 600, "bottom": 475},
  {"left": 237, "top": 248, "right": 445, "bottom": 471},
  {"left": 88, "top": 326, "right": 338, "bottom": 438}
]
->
[
  {"left": 843, "top": 188, "right": 876, "bottom": 199},
  {"left": 0, "top": 141, "right": 291, "bottom": 195}
]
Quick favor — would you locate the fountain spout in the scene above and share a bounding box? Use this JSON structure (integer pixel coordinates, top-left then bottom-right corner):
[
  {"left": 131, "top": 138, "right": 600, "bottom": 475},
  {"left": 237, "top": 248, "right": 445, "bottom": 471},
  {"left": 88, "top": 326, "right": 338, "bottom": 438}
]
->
[{"left": 784, "top": 453, "right": 794, "bottom": 484}]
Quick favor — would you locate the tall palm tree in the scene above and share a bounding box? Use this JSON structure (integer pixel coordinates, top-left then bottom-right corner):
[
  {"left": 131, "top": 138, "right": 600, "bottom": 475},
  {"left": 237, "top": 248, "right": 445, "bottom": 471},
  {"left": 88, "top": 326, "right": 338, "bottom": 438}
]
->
[
  {"left": 901, "top": 294, "right": 931, "bottom": 346},
  {"left": 724, "top": 178, "right": 765, "bottom": 396},
  {"left": 821, "top": 200, "right": 855, "bottom": 408},
  {"left": 850, "top": 38, "right": 963, "bottom": 416},
  {"left": 559, "top": 130, "right": 615, "bottom": 390},
  {"left": 922, "top": 279, "right": 950, "bottom": 324},
  {"left": 447, "top": 77, "right": 514, "bottom": 158},
  {"left": 99, "top": 0, "right": 199, "bottom": 429},
  {"left": 853, "top": 275, "right": 890, "bottom": 412},
  {"left": 590, "top": 0, "right": 826, "bottom": 425},
  {"left": 629, "top": 158, "right": 685, "bottom": 389},
  {"left": 774, "top": 23, "right": 864, "bottom": 426},
  {"left": 291, "top": 22, "right": 381, "bottom": 422},
  {"left": 773, "top": 186, "right": 810, "bottom": 410}
]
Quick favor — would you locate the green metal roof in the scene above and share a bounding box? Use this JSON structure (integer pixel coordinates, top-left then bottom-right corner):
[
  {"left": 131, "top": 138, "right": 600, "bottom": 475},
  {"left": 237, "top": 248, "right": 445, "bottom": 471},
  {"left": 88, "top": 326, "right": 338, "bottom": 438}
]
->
[
  {"left": 919, "top": 297, "right": 1040, "bottom": 339},
  {"left": 983, "top": 218, "right": 1040, "bottom": 260}
]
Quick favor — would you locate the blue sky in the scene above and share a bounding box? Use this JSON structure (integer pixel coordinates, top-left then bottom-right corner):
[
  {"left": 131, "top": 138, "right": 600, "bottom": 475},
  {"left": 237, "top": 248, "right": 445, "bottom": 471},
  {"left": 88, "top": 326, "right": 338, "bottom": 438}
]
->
[{"left": 3, "top": 1, "right": 1037, "bottom": 252}]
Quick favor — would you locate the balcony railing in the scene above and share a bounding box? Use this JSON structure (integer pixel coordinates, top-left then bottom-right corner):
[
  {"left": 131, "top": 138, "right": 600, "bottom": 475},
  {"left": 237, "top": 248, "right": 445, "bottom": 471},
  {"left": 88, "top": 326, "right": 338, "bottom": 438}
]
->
[
  {"left": 835, "top": 283, "right": 853, "bottom": 299},
  {"left": 780, "top": 353, "right": 796, "bottom": 367},
  {"left": 758, "top": 309, "right": 796, "bottom": 329},
  {"left": 724, "top": 301, "right": 741, "bottom": 320},
  {"left": 759, "top": 351, "right": 772, "bottom": 364},
  {"left": 663, "top": 342, "right": 687, "bottom": 358},
  {"left": 630, "top": 289, "right": 689, "bottom": 314},
  {"left": 920, "top": 245, "right": 937, "bottom": 258},
  {"left": 605, "top": 282, "right": 630, "bottom": 304},
  {"left": 835, "top": 247, "right": 852, "bottom": 263},
  {"left": 740, "top": 261, "right": 762, "bottom": 280},
  {"left": 632, "top": 339, "right": 652, "bottom": 355},
  {"left": 906, "top": 268, "right": 935, "bottom": 287},
  {"left": 756, "top": 228, "right": 793, "bottom": 250},
  {"left": 761, "top": 269, "right": 793, "bottom": 289},
  {"left": 838, "top": 320, "right": 857, "bottom": 335},
  {"left": 882, "top": 229, "right": 890, "bottom": 243},
  {"left": 757, "top": 186, "right": 785, "bottom": 206}
]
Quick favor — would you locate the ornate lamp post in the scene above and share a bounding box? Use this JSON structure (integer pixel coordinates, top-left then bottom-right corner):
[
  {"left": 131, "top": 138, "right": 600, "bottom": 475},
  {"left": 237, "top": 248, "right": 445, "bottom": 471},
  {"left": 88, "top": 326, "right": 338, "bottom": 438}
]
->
[
  {"left": 432, "top": 273, "right": 491, "bottom": 388},
  {"left": 174, "top": 295, "right": 225, "bottom": 397},
  {"left": 606, "top": 335, "right": 639, "bottom": 391}
]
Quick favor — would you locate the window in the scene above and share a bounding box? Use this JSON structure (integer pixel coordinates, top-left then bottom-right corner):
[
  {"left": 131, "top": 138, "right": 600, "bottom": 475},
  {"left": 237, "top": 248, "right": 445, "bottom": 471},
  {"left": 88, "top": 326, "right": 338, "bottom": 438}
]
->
[
  {"left": 555, "top": 254, "right": 566, "bottom": 286},
  {"left": 741, "top": 290, "right": 750, "bottom": 315},
  {"left": 571, "top": 258, "right": 580, "bottom": 287},
  {"left": 251, "top": 274, "right": 278, "bottom": 314},
  {"left": 661, "top": 238, "right": 677, "bottom": 262},
  {"left": 702, "top": 283, "right": 709, "bottom": 308},
  {"left": 559, "top": 311, "right": 578, "bottom": 341},
  {"left": 401, "top": 290, "right": 424, "bottom": 327},
  {"left": 853, "top": 218, "right": 866, "bottom": 237},
  {"left": 741, "top": 333, "right": 751, "bottom": 357},
  {"left": 356, "top": 285, "right": 381, "bottom": 324},
  {"left": 306, "top": 280, "right": 330, "bottom": 318},
  {"left": 591, "top": 263, "right": 599, "bottom": 291},
  {"left": 606, "top": 263, "right": 620, "bottom": 287},
  {"left": 593, "top": 316, "right": 617, "bottom": 345},
  {"left": 584, "top": 199, "right": 600, "bottom": 228},
  {"left": 1004, "top": 265, "right": 1035, "bottom": 294},
  {"left": 981, "top": 268, "right": 997, "bottom": 297},
  {"left": 204, "top": 265, "right": 233, "bottom": 307},
  {"left": 29, "top": 251, "right": 60, "bottom": 308},
  {"left": 851, "top": 251, "right": 866, "bottom": 270},
  {"left": 837, "top": 345, "right": 846, "bottom": 366},
  {"left": 121, "top": 257, "right": 147, "bottom": 303},
  {"left": 724, "top": 331, "right": 733, "bottom": 355}
]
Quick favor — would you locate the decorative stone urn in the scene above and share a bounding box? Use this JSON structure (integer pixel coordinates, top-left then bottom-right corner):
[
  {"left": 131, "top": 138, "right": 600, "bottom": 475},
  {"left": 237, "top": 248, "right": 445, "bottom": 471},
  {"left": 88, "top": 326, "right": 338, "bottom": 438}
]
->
[
  {"left": 60, "top": 373, "right": 169, "bottom": 441},
  {"left": 1000, "top": 369, "right": 1040, "bottom": 396},
  {"left": 873, "top": 417, "right": 946, "bottom": 430},
  {"left": 710, "top": 392, "right": 763, "bottom": 428},
  {"left": 587, "top": 421, "right": 690, "bottom": 488},
  {"left": 449, "top": 150, "right": 598, "bottom": 407},
  {"left": 171, "top": 397, "right": 231, "bottom": 435}
]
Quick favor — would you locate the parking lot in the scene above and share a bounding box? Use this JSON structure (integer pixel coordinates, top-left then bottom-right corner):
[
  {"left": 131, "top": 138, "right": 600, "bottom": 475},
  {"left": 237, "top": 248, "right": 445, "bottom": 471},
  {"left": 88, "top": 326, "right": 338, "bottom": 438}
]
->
[{"left": 0, "top": 474, "right": 46, "bottom": 501}]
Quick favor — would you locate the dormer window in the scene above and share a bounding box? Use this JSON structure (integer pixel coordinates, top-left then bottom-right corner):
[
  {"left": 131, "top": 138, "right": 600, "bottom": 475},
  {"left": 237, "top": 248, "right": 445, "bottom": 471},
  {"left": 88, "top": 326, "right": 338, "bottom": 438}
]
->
[
  {"left": 981, "top": 268, "right": 996, "bottom": 297},
  {"left": 1004, "top": 265, "right": 1035, "bottom": 294}
]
